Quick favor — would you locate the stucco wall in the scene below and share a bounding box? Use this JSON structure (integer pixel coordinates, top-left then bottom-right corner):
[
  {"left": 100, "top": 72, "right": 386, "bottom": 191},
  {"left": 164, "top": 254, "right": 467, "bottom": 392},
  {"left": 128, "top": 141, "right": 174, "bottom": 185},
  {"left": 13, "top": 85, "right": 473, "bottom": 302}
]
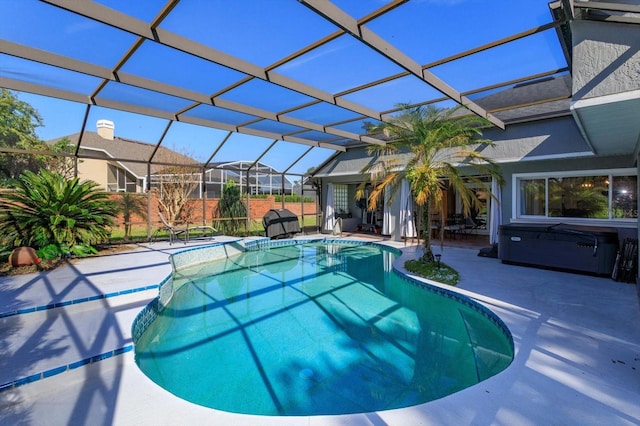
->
[
  {"left": 481, "top": 116, "right": 592, "bottom": 161},
  {"left": 572, "top": 20, "right": 640, "bottom": 100},
  {"left": 78, "top": 158, "right": 107, "bottom": 190}
]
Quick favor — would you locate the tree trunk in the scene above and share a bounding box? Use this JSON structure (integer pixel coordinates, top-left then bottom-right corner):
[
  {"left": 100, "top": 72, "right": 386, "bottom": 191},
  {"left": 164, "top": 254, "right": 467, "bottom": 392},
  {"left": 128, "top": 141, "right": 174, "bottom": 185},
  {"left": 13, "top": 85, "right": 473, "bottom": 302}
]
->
[
  {"left": 123, "top": 214, "right": 131, "bottom": 240},
  {"left": 422, "top": 203, "right": 434, "bottom": 262}
]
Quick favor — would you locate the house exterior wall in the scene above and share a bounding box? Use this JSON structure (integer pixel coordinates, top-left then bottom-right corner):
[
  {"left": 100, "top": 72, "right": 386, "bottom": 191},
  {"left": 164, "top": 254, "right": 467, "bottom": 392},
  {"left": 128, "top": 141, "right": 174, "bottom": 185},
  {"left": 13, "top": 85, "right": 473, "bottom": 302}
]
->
[
  {"left": 480, "top": 116, "right": 592, "bottom": 162},
  {"left": 572, "top": 20, "right": 640, "bottom": 100},
  {"left": 77, "top": 158, "right": 107, "bottom": 190},
  {"left": 479, "top": 120, "right": 637, "bottom": 242},
  {"left": 315, "top": 115, "right": 638, "bottom": 242}
]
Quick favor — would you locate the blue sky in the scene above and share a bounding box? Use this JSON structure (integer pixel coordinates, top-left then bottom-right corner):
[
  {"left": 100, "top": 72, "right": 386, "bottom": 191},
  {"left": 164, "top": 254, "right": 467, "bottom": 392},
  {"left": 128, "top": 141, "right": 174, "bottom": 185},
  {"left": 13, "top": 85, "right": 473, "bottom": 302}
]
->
[{"left": 4, "top": 0, "right": 564, "bottom": 174}]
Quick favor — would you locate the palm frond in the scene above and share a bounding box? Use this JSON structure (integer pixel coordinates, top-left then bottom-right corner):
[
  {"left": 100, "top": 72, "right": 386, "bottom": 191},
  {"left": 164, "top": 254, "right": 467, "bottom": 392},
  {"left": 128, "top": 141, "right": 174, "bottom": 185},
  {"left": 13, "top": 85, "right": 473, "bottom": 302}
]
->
[
  {"left": 0, "top": 170, "right": 116, "bottom": 253},
  {"left": 358, "top": 104, "right": 503, "bottom": 260}
]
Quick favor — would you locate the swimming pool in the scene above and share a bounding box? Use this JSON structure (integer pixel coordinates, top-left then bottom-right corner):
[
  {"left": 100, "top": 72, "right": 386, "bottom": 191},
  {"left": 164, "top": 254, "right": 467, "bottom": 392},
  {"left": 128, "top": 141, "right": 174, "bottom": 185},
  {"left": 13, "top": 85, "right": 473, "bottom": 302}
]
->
[{"left": 133, "top": 239, "right": 513, "bottom": 416}]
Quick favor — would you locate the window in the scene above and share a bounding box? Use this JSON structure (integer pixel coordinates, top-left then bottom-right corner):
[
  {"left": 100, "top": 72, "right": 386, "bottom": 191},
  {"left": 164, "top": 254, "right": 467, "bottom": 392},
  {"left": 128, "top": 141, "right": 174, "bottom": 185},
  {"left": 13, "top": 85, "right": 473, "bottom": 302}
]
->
[
  {"left": 548, "top": 175, "right": 609, "bottom": 218},
  {"left": 519, "top": 178, "right": 545, "bottom": 216},
  {"left": 612, "top": 175, "right": 638, "bottom": 219},
  {"left": 107, "top": 164, "right": 138, "bottom": 193},
  {"left": 334, "top": 184, "right": 348, "bottom": 214},
  {"left": 515, "top": 170, "right": 637, "bottom": 221}
]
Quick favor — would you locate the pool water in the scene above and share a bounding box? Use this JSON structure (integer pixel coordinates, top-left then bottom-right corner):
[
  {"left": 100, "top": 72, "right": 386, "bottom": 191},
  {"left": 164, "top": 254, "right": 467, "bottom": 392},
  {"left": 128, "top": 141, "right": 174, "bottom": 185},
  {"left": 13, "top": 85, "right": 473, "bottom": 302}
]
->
[{"left": 135, "top": 242, "right": 513, "bottom": 416}]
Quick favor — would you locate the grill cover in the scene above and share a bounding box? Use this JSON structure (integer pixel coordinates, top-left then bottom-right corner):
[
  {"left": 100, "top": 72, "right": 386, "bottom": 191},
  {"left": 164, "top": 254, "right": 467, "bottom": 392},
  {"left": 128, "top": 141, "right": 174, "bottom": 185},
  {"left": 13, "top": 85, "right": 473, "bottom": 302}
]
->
[{"left": 263, "top": 209, "right": 300, "bottom": 239}]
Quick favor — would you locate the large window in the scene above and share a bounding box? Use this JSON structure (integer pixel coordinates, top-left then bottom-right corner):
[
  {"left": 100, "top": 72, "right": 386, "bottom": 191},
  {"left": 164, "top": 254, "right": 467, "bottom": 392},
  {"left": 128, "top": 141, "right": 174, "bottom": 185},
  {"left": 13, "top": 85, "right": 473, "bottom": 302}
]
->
[{"left": 515, "top": 170, "right": 637, "bottom": 221}]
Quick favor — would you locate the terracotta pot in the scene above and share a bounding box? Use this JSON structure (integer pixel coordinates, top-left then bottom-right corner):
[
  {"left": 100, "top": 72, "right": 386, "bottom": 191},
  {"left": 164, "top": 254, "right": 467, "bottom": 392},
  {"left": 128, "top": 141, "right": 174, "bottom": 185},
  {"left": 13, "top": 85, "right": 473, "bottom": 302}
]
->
[{"left": 9, "top": 247, "right": 40, "bottom": 267}]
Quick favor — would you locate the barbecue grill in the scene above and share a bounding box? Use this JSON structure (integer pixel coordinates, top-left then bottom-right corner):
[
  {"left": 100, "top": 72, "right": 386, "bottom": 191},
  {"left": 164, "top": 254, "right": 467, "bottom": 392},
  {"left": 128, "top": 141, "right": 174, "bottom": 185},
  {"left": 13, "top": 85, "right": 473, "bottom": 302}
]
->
[{"left": 262, "top": 209, "right": 300, "bottom": 239}]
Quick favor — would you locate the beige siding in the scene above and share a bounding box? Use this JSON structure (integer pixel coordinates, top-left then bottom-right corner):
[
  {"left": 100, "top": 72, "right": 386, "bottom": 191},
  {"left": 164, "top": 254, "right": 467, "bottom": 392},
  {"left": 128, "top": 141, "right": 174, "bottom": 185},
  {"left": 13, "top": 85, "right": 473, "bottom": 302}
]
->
[{"left": 77, "top": 158, "right": 108, "bottom": 190}]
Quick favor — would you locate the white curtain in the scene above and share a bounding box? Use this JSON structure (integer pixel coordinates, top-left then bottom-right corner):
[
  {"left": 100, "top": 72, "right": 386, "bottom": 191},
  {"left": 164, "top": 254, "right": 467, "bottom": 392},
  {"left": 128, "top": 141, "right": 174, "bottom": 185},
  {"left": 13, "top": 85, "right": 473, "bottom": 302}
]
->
[
  {"left": 400, "top": 179, "right": 417, "bottom": 238},
  {"left": 324, "top": 182, "right": 336, "bottom": 233},
  {"left": 383, "top": 185, "right": 391, "bottom": 235},
  {"left": 383, "top": 249, "right": 393, "bottom": 272},
  {"left": 489, "top": 177, "right": 502, "bottom": 245}
]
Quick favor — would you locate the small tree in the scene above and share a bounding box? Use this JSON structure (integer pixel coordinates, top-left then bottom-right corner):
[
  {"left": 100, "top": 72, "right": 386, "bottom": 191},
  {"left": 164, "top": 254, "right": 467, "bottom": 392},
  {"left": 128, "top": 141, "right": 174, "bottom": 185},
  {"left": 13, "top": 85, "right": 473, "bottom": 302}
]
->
[
  {"left": 152, "top": 148, "right": 201, "bottom": 226},
  {"left": 358, "top": 104, "right": 503, "bottom": 262},
  {"left": 0, "top": 89, "right": 46, "bottom": 184},
  {"left": 0, "top": 170, "right": 117, "bottom": 258},
  {"left": 117, "top": 193, "right": 147, "bottom": 241},
  {"left": 213, "top": 180, "right": 247, "bottom": 235},
  {"left": 45, "top": 137, "right": 77, "bottom": 180},
  {"left": 154, "top": 169, "right": 200, "bottom": 225}
]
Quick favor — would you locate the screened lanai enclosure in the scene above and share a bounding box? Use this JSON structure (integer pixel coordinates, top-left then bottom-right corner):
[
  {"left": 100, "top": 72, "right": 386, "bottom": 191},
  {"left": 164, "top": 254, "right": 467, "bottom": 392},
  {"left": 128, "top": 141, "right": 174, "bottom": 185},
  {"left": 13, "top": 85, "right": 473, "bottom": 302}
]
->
[
  {"left": 148, "top": 161, "right": 294, "bottom": 199},
  {"left": 202, "top": 162, "right": 294, "bottom": 198},
  {"left": 2, "top": 1, "right": 637, "bottom": 241}
]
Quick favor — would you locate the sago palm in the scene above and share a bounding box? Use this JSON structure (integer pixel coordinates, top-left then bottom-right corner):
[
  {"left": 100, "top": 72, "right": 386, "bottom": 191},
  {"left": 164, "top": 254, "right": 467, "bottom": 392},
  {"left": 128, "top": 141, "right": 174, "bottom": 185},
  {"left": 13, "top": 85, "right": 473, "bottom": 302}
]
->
[
  {"left": 357, "top": 104, "right": 503, "bottom": 262},
  {"left": 0, "top": 170, "right": 117, "bottom": 256}
]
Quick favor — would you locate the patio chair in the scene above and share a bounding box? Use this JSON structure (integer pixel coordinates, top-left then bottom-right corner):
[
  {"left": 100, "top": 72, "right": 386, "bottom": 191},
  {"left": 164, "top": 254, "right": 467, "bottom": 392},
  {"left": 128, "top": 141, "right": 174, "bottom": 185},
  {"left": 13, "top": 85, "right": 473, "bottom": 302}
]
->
[
  {"left": 157, "top": 212, "right": 189, "bottom": 244},
  {"left": 188, "top": 222, "right": 217, "bottom": 243},
  {"left": 442, "top": 214, "right": 466, "bottom": 239},
  {"left": 156, "top": 213, "right": 217, "bottom": 244},
  {"left": 464, "top": 216, "right": 482, "bottom": 235}
]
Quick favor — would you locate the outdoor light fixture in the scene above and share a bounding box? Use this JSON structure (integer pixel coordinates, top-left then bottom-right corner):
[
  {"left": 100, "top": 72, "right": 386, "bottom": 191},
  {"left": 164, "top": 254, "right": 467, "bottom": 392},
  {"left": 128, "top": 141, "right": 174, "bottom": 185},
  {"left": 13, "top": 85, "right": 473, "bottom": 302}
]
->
[{"left": 435, "top": 254, "right": 442, "bottom": 268}]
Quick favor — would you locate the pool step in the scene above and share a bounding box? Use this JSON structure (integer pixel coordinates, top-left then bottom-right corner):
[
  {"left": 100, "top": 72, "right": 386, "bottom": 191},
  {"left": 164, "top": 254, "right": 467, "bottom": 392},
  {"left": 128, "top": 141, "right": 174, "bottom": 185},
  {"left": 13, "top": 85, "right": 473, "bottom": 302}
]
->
[{"left": 0, "top": 288, "right": 156, "bottom": 389}]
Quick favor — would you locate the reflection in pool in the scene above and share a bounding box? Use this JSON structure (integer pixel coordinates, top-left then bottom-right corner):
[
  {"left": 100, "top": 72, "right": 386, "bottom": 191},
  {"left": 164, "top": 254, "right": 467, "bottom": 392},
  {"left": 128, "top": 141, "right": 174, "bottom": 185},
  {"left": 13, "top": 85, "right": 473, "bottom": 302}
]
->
[{"left": 134, "top": 241, "right": 513, "bottom": 416}]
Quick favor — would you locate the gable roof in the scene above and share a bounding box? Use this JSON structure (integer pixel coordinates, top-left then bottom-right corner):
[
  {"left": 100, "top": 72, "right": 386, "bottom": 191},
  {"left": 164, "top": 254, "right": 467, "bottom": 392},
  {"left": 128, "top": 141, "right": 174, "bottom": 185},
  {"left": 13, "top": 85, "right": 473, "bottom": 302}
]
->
[{"left": 49, "top": 132, "right": 198, "bottom": 178}]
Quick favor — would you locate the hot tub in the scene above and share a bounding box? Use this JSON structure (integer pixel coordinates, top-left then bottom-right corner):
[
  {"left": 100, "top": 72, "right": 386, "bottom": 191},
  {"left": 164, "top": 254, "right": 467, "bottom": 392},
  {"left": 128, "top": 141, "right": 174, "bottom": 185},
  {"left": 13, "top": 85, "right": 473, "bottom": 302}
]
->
[{"left": 498, "top": 223, "right": 619, "bottom": 276}]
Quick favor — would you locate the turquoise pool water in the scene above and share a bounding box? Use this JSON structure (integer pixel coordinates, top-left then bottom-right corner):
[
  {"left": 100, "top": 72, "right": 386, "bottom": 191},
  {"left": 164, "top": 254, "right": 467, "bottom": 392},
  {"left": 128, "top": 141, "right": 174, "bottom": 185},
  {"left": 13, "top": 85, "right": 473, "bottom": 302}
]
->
[{"left": 134, "top": 241, "right": 513, "bottom": 416}]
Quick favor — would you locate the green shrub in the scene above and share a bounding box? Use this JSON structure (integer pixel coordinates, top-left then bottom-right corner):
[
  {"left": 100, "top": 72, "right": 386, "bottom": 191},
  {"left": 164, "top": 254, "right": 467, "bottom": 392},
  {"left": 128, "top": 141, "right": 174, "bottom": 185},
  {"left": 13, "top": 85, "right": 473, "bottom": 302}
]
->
[
  {"left": 274, "top": 194, "right": 313, "bottom": 203},
  {"left": 213, "top": 180, "right": 248, "bottom": 236},
  {"left": 0, "top": 170, "right": 117, "bottom": 257},
  {"left": 404, "top": 258, "right": 459, "bottom": 286}
]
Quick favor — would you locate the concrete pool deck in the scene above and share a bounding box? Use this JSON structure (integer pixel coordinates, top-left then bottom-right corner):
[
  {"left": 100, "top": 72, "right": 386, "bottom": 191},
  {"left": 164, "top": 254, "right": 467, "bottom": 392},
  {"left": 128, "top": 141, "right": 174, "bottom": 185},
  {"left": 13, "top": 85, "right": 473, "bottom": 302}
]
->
[{"left": 0, "top": 236, "right": 639, "bottom": 425}]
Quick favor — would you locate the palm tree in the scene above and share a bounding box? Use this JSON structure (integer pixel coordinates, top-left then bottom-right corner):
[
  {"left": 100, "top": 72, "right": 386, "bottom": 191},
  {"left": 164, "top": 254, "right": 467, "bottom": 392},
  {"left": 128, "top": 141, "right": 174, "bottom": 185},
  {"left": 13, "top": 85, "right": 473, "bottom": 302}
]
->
[
  {"left": 0, "top": 170, "right": 117, "bottom": 257},
  {"left": 117, "top": 192, "right": 147, "bottom": 241},
  {"left": 357, "top": 104, "right": 503, "bottom": 262}
]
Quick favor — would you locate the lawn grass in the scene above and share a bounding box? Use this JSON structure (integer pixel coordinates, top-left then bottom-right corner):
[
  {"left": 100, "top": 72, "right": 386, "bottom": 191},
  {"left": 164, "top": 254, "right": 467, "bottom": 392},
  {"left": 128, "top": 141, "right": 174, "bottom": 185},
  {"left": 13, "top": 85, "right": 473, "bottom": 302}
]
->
[{"left": 108, "top": 216, "right": 320, "bottom": 243}]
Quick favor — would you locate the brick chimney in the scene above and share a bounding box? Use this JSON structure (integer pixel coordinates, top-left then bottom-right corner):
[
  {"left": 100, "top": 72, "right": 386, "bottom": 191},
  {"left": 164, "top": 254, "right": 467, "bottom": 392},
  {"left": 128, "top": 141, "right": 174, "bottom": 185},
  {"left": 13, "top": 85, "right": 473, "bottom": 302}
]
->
[{"left": 96, "top": 119, "right": 114, "bottom": 140}]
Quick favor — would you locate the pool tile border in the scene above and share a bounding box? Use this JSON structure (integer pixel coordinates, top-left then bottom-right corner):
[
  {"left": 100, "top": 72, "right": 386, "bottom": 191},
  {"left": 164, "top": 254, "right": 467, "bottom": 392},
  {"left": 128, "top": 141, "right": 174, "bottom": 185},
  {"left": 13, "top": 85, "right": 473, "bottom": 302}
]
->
[
  {"left": 0, "top": 284, "right": 159, "bottom": 320},
  {"left": 392, "top": 266, "right": 514, "bottom": 350},
  {"left": 0, "top": 345, "right": 133, "bottom": 393},
  {"left": 0, "top": 282, "right": 160, "bottom": 393}
]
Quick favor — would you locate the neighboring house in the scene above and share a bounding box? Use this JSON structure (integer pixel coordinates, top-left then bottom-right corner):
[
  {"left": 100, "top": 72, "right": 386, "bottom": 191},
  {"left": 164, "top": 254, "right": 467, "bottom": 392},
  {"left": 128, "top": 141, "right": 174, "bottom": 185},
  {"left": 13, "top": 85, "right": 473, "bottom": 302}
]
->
[
  {"left": 48, "top": 120, "right": 195, "bottom": 193},
  {"left": 49, "top": 121, "right": 293, "bottom": 198},
  {"left": 312, "top": 10, "right": 640, "bottom": 244}
]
